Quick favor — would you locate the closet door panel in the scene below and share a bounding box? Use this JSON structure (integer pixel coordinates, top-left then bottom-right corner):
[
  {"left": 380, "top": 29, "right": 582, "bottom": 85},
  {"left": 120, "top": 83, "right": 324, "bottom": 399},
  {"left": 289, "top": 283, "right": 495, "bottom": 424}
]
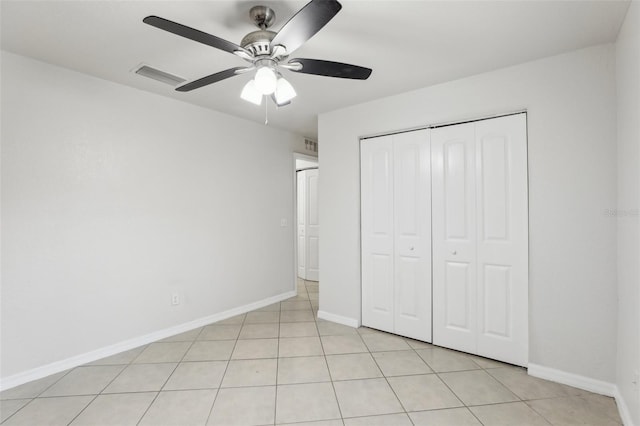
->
[
  {"left": 432, "top": 123, "right": 477, "bottom": 353},
  {"left": 475, "top": 114, "right": 528, "bottom": 366},
  {"left": 361, "top": 136, "right": 395, "bottom": 333},
  {"left": 393, "top": 130, "right": 432, "bottom": 342}
]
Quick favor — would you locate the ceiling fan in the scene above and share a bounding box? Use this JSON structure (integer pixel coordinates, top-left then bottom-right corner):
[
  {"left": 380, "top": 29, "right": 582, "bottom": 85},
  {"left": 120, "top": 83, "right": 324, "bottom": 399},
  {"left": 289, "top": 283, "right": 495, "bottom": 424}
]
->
[{"left": 143, "top": 0, "right": 372, "bottom": 107}]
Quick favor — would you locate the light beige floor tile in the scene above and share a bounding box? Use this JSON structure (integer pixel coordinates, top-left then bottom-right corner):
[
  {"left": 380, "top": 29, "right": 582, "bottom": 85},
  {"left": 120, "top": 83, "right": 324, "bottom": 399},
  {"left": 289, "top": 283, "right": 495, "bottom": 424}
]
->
[
  {"left": 580, "top": 393, "right": 623, "bottom": 422},
  {"left": 289, "top": 293, "right": 311, "bottom": 301},
  {"left": 409, "top": 407, "right": 482, "bottom": 425},
  {"left": 183, "top": 340, "right": 235, "bottom": 361},
  {"left": 198, "top": 324, "right": 242, "bottom": 340},
  {"left": 69, "top": 392, "right": 156, "bottom": 426},
  {"left": 280, "top": 322, "right": 319, "bottom": 337},
  {"left": 317, "top": 320, "right": 359, "bottom": 336},
  {"left": 40, "top": 366, "right": 125, "bottom": 397},
  {"left": 87, "top": 346, "right": 146, "bottom": 366},
  {"left": 160, "top": 327, "right": 203, "bottom": 342},
  {"left": 231, "top": 338, "right": 278, "bottom": 359},
  {"left": 276, "top": 382, "right": 341, "bottom": 424},
  {"left": 468, "top": 355, "right": 512, "bottom": 369},
  {"left": 208, "top": 386, "right": 276, "bottom": 425},
  {"left": 333, "top": 378, "right": 403, "bottom": 418},
  {"left": 487, "top": 367, "right": 581, "bottom": 400},
  {"left": 281, "top": 300, "right": 313, "bottom": 311},
  {"left": 221, "top": 359, "right": 277, "bottom": 387},
  {"left": 387, "top": 374, "right": 463, "bottom": 411},
  {"left": 279, "top": 336, "right": 324, "bottom": 357},
  {"left": 254, "top": 303, "right": 281, "bottom": 312},
  {"left": 404, "top": 338, "right": 433, "bottom": 350},
  {"left": 470, "top": 401, "right": 551, "bottom": 425},
  {"left": 439, "top": 370, "right": 519, "bottom": 406},
  {"left": 372, "top": 351, "right": 433, "bottom": 376},
  {"left": 526, "top": 396, "right": 621, "bottom": 425},
  {"left": 0, "top": 399, "right": 31, "bottom": 422},
  {"left": 416, "top": 348, "right": 482, "bottom": 372},
  {"left": 326, "top": 353, "right": 383, "bottom": 381},
  {"left": 133, "top": 342, "right": 191, "bottom": 363},
  {"left": 343, "top": 413, "right": 413, "bottom": 425},
  {"left": 357, "top": 327, "right": 387, "bottom": 335},
  {"left": 239, "top": 323, "right": 280, "bottom": 339},
  {"left": 215, "top": 314, "right": 246, "bottom": 324},
  {"left": 2, "top": 396, "right": 93, "bottom": 426},
  {"left": 163, "top": 361, "right": 227, "bottom": 390},
  {"left": 277, "top": 420, "right": 342, "bottom": 426},
  {"left": 0, "top": 371, "right": 68, "bottom": 400},
  {"left": 277, "top": 356, "right": 330, "bottom": 385},
  {"left": 361, "top": 333, "right": 411, "bottom": 352},
  {"left": 245, "top": 311, "right": 281, "bottom": 323},
  {"left": 281, "top": 310, "right": 316, "bottom": 323},
  {"left": 139, "top": 389, "right": 217, "bottom": 426},
  {"left": 321, "top": 335, "right": 368, "bottom": 355},
  {"left": 103, "top": 363, "right": 177, "bottom": 393}
]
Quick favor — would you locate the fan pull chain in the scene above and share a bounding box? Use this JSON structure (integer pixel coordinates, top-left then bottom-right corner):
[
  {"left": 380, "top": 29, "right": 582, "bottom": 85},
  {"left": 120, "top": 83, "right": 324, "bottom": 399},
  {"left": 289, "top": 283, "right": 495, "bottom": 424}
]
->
[{"left": 264, "top": 97, "right": 269, "bottom": 125}]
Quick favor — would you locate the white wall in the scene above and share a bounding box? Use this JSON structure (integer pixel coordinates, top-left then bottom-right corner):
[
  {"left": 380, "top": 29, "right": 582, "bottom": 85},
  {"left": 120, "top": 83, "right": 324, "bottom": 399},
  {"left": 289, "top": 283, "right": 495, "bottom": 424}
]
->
[
  {"left": 616, "top": 2, "right": 640, "bottom": 423},
  {"left": 319, "top": 44, "right": 618, "bottom": 383},
  {"left": 0, "top": 51, "right": 305, "bottom": 381}
]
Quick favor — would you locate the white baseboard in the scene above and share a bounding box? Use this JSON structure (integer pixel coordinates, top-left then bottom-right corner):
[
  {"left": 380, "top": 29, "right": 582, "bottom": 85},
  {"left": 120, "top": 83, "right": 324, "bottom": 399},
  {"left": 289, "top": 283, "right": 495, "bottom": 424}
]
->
[
  {"left": 0, "top": 291, "right": 295, "bottom": 392},
  {"left": 317, "top": 310, "right": 360, "bottom": 328},
  {"left": 527, "top": 363, "right": 617, "bottom": 396},
  {"left": 613, "top": 387, "right": 637, "bottom": 426},
  {"left": 528, "top": 363, "right": 638, "bottom": 426}
]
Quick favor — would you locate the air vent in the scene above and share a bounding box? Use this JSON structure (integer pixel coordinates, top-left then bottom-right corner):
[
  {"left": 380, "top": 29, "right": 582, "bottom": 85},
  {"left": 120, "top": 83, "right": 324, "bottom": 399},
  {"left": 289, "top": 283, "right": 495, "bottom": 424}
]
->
[
  {"left": 304, "top": 138, "right": 318, "bottom": 153},
  {"left": 133, "top": 64, "right": 186, "bottom": 86}
]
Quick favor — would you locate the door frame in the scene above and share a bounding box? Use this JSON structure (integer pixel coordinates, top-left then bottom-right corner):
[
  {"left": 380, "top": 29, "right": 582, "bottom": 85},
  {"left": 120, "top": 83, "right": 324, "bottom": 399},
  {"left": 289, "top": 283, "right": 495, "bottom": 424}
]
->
[{"left": 292, "top": 153, "right": 319, "bottom": 293}]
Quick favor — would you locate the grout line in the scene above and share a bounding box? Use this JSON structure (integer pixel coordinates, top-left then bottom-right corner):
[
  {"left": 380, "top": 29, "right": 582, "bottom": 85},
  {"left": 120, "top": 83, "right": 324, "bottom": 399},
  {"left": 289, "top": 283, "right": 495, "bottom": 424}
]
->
[
  {"left": 203, "top": 312, "right": 247, "bottom": 426},
  {"left": 314, "top": 299, "right": 345, "bottom": 425}
]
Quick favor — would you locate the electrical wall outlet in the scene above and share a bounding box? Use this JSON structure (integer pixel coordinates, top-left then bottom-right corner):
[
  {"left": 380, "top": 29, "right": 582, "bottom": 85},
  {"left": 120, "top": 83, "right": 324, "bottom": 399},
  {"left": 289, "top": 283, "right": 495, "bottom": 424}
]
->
[{"left": 171, "top": 293, "right": 180, "bottom": 306}]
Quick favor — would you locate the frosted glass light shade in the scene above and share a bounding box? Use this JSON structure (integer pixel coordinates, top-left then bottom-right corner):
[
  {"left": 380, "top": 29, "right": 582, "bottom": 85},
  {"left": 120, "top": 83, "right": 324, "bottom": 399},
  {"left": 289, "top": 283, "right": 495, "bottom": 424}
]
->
[
  {"left": 274, "top": 77, "right": 297, "bottom": 104},
  {"left": 254, "top": 66, "right": 277, "bottom": 95},
  {"left": 240, "top": 80, "right": 262, "bottom": 105}
]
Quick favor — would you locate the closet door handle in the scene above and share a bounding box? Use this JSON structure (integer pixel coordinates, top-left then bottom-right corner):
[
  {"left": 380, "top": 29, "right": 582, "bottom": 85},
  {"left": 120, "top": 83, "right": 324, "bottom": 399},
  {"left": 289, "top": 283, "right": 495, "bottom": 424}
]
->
[
  {"left": 409, "top": 247, "right": 414, "bottom": 251},
  {"left": 451, "top": 250, "right": 457, "bottom": 255}
]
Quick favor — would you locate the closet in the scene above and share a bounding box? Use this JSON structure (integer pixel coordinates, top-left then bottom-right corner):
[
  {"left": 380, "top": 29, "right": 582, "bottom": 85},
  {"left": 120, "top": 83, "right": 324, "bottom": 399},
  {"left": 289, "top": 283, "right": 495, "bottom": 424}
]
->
[
  {"left": 360, "top": 129, "right": 432, "bottom": 342},
  {"left": 361, "top": 113, "right": 528, "bottom": 366}
]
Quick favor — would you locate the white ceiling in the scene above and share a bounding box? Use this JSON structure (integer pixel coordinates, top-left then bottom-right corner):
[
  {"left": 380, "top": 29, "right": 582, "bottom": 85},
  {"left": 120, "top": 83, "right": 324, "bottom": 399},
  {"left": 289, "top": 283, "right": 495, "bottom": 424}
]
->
[{"left": 1, "top": 0, "right": 630, "bottom": 139}]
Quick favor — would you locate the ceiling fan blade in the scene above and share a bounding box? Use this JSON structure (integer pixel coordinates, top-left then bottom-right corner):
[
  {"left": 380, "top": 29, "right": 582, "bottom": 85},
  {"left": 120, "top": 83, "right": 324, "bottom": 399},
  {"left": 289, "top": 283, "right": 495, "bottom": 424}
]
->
[
  {"left": 143, "top": 16, "right": 249, "bottom": 56},
  {"left": 270, "top": 0, "right": 342, "bottom": 54},
  {"left": 176, "top": 67, "right": 245, "bottom": 92},
  {"left": 288, "top": 58, "right": 372, "bottom": 80}
]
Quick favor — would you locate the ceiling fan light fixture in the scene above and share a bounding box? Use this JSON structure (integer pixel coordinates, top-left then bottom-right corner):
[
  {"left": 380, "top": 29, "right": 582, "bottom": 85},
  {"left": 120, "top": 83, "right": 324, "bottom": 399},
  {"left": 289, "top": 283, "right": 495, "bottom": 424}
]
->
[
  {"left": 240, "top": 80, "right": 263, "bottom": 105},
  {"left": 254, "top": 66, "right": 277, "bottom": 95},
  {"left": 275, "top": 77, "right": 297, "bottom": 104}
]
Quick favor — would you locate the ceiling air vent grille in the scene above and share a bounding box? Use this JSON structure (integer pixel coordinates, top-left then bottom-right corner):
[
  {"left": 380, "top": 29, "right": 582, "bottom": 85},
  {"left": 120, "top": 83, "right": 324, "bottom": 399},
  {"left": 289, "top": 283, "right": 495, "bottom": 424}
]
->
[
  {"left": 133, "top": 64, "right": 186, "bottom": 86},
  {"left": 304, "top": 139, "right": 318, "bottom": 153}
]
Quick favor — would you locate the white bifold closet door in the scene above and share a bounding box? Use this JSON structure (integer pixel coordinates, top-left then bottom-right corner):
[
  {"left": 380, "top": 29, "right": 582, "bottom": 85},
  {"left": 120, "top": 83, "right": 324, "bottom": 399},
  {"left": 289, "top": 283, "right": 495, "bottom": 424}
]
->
[
  {"left": 361, "top": 129, "right": 431, "bottom": 342},
  {"left": 297, "top": 168, "right": 319, "bottom": 281},
  {"left": 431, "top": 113, "right": 528, "bottom": 366}
]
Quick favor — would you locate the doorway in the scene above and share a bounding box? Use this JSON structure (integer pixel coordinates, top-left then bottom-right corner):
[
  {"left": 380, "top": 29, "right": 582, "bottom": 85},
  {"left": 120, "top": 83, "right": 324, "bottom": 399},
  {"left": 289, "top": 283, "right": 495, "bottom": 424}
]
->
[{"left": 294, "top": 154, "right": 319, "bottom": 298}]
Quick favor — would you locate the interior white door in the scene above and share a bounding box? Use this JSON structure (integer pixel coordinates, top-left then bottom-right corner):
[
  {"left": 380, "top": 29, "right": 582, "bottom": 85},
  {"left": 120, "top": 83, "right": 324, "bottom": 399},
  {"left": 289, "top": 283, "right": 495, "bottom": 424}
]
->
[
  {"left": 304, "top": 169, "right": 320, "bottom": 281},
  {"left": 475, "top": 114, "right": 528, "bottom": 365},
  {"left": 432, "top": 114, "right": 528, "bottom": 367},
  {"left": 297, "top": 171, "right": 306, "bottom": 279},
  {"left": 393, "top": 130, "right": 432, "bottom": 342},
  {"left": 361, "top": 135, "right": 395, "bottom": 333},
  {"left": 432, "top": 122, "right": 478, "bottom": 354}
]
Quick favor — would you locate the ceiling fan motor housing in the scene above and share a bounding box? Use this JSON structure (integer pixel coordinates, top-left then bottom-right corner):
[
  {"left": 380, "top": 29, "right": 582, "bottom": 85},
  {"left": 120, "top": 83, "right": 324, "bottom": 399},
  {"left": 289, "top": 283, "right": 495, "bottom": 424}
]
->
[{"left": 241, "top": 30, "right": 276, "bottom": 56}]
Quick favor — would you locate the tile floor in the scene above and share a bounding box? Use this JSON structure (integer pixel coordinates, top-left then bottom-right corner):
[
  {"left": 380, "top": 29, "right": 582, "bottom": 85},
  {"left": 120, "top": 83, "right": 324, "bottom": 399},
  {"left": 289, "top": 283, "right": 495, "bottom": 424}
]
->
[{"left": 0, "top": 280, "right": 623, "bottom": 425}]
